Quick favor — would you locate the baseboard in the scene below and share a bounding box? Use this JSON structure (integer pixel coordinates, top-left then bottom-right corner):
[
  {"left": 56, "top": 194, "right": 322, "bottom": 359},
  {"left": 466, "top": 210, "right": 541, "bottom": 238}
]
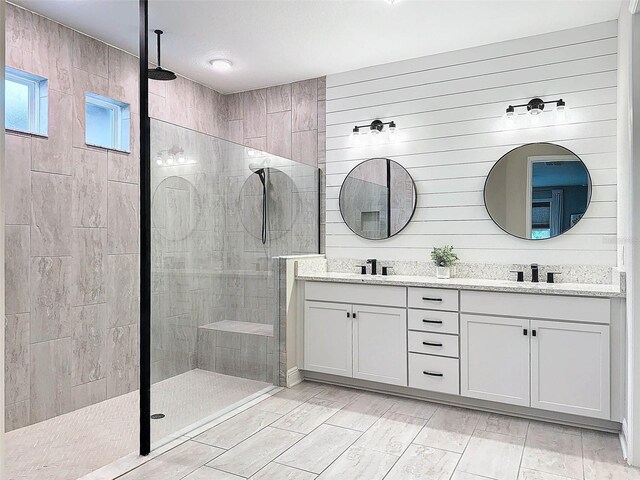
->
[
  {"left": 621, "top": 418, "right": 629, "bottom": 461},
  {"left": 287, "top": 367, "right": 304, "bottom": 387}
]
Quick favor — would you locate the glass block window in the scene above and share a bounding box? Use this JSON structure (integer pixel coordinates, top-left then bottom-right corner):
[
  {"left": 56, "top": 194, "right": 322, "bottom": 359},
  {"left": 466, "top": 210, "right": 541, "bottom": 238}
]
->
[
  {"left": 5, "top": 67, "right": 48, "bottom": 135},
  {"left": 85, "top": 92, "right": 131, "bottom": 152}
]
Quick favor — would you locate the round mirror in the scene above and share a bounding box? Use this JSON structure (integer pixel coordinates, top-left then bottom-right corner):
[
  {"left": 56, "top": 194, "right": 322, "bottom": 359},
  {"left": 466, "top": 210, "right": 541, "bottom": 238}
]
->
[
  {"left": 152, "top": 176, "right": 202, "bottom": 241},
  {"left": 484, "top": 143, "right": 591, "bottom": 240},
  {"left": 239, "top": 167, "right": 298, "bottom": 242},
  {"left": 339, "top": 158, "right": 417, "bottom": 240}
]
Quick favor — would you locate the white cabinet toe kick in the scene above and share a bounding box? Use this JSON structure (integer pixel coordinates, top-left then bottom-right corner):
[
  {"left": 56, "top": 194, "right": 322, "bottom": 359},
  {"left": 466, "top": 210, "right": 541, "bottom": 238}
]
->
[{"left": 301, "top": 280, "right": 625, "bottom": 430}]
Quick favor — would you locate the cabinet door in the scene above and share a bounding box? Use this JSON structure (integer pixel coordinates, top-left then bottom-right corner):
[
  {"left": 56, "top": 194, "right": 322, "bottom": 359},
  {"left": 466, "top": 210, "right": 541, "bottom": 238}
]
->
[
  {"left": 531, "top": 320, "right": 610, "bottom": 419},
  {"left": 460, "top": 314, "right": 530, "bottom": 406},
  {"left": 353, "top": 305, "right": 407, "bottom": 386},
  {"left": 304, "top": 301, "right": 352, "bottom": 377}
]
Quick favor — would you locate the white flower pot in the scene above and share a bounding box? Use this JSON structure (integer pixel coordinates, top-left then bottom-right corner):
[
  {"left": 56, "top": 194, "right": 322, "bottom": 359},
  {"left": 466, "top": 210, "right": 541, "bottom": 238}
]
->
[{"left": 437, "top": 266, "right": 451, "bottom": 279}]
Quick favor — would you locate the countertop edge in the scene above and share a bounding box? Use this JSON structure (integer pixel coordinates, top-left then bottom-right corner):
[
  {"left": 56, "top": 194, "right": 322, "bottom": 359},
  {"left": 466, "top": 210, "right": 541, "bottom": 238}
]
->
[{"left": 296, "top": 274, "right": 625, "bottom": 298}]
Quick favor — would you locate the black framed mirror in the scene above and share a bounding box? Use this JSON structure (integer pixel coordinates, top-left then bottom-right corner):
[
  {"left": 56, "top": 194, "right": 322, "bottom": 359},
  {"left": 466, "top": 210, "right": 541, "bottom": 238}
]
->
[
  {"left": 484, "top": 143, "right": 592, "bottom": 240},
  {"left": 339, "top": 158, "right": 417, "bottom": 240}
]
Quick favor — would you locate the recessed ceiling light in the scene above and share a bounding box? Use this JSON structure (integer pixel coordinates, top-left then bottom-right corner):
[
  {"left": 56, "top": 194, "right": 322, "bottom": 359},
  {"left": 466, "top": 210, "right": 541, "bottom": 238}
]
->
[{"left": 209, "top": 58, "right": 233, "bottom": 71}]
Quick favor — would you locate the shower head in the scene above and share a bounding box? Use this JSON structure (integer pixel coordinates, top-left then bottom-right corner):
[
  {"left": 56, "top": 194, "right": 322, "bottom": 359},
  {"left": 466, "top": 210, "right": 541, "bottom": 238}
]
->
[
  {"left": 148, "top": 67, "right": 176, "bottom": 81},
  {"left": 148, "top": 30, "right": 176, "bottom": 81}
]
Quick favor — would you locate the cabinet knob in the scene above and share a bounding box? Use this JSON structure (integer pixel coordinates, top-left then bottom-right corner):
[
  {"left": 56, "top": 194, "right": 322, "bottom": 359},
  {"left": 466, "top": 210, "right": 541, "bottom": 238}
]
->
[
  {"left": 523, "top": 328, "right": 528, "bottom": 336},
  {"left": 532, "top": 329, "right": 537, "bottom": 337},
  {"left": 346, "top": 312, "right": 350, "bottom": 318}
]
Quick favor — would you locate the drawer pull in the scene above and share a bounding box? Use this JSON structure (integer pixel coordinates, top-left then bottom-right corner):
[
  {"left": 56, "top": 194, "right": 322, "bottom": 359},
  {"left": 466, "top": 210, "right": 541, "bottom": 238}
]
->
[
  {"left": 422, "top": 319, "right": 443, "bottom": 324},
  {"left": 422, "top": 341, "right": 443, "bottom": 347},
  {"left": 423, "top": 371, "right": 444, "bottom": 377},
  {"left": 422, "top": 297, "right": 443, "bottom": 302}
]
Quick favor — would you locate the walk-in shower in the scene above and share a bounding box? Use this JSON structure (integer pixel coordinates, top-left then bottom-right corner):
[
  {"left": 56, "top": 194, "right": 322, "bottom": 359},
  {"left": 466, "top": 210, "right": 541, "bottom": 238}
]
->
[{"left": 147, "top": 118, "right": 319, "bottom": 446}]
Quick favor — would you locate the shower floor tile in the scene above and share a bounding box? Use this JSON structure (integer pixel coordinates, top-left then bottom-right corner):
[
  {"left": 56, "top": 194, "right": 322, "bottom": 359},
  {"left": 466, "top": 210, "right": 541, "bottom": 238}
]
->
[{"left": 5, "top": 369, "right": 271, "bottom": 480}]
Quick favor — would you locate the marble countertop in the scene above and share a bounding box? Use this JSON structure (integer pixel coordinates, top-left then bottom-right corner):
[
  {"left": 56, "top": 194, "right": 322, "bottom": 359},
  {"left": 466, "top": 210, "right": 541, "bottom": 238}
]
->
[{"left": 296, "top": 272, "right": 624, "bottom": 298}]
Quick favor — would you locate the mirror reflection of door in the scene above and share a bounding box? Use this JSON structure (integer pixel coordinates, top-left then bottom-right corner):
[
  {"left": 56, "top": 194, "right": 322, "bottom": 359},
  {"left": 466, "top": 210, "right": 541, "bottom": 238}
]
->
[
  {"left": 484, "top": 143, "right": 592, "bottom": 240},
  {"left": 527, "top": 157, "right": 589, "bottom": 239}
]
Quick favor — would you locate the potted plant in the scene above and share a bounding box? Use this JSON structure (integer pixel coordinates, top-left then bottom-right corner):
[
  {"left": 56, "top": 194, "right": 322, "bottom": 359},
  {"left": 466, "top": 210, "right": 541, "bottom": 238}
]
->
[{"left": 431, "top": 245, "right": 458, "bottom": 279}]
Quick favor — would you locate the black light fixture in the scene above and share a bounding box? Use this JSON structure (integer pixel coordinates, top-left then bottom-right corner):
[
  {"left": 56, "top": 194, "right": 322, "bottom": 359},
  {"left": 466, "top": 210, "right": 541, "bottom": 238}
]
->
[
  {"left": 352, "top": 119, "right": 397, "bottom": 136},
  {"left": 505, "top": 97, "right": 567, "bottom": 120}
]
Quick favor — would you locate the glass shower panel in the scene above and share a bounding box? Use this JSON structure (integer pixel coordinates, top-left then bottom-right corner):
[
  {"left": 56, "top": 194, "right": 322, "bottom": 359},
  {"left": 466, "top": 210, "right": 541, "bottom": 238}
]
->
[{"left": 148, "top": 118, "right": 318, "bottom": 447}]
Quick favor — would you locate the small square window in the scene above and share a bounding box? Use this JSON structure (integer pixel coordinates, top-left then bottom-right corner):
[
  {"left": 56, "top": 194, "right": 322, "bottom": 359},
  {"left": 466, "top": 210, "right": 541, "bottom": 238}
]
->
[
  {"left": 85, "top": 93, "right": 131, "bottom": 152},
  {"left": 5, "top": 67, "right": 48, "bottom": 136}
]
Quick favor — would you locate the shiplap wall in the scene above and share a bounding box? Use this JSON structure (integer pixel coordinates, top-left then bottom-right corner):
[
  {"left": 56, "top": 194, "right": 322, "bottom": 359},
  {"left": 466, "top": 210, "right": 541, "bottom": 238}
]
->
[{"left": 325, "top": 21, "right": 618, "bottom": 265}]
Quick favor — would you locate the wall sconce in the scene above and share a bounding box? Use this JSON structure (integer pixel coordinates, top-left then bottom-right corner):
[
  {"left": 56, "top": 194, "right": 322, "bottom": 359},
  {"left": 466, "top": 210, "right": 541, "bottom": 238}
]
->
[
  {"left": 352, "top": 119, "right": 397, "bottom": 137},
  {"left": 155, "top": 146, "right": 186, "bottom": 166},
  {"left": 505, "top": 98, "right": 567, "bottom": 124}
]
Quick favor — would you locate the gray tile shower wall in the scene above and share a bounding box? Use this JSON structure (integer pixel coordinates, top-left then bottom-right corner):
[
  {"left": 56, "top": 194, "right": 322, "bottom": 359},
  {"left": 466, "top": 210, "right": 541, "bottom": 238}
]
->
[{"left": 3, "top": 4, "right": 227, "bottom": 430}]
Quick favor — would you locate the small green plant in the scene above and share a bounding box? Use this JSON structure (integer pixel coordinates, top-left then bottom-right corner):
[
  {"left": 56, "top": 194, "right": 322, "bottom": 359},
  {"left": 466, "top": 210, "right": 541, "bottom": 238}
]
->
[{"left": 431, "top": 245, "right": 459, "bottom": 267}]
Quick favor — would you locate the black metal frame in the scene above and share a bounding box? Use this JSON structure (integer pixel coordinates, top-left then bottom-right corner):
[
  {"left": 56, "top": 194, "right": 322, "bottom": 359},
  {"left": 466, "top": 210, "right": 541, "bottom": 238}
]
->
[
  {"left": 139, "top": 0, "right": 151, "bottom": 456},
  {"left": 482, "top": 142, "right": 593, "bottom": 241}
]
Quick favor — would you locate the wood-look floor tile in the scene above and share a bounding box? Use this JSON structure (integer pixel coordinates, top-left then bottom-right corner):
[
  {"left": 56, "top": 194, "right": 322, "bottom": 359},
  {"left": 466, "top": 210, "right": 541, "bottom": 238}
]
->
[
  {"left": 325, "top": 392, "right": 394, "bottom": 431},
  {"left": 119, "top": 441, "right": 224, "bottom": 480},
  {"left": 354, "top": 411, "right": 426, "bottom": 456},
  {"left": 252, "top": 462, "right": 317, "bottom": 479},
  {"left": 271, "top": 397, "right": 344, "bottom": 434},
  {"left": 413, "top": 406, "right": 482, "bottom": 454},
  {"left": 385, "top": 444, "right": 459, "bottom": 480},
  {"left": 194, "top": 408, "right": 281, "bottom": 449},
  {"left": 317, "top": 446, "right": 398, "bottom": 479},
  {"left": 517, "top": 468, "right": 576, "bottom": 480},
  {"left": 456, "top": 430, "right": 524, "bottom": 480},
  {"left": 208, "top": 427, "right": 303, "bottom": 478},
  {"left": 388, "top": 397, "right": 438, "bottom": 420},
  {"left": 521, "top": 429, "right": 583, "bottom": 479},
  {"left": 183, "top": 466, "right": 244, "bottom": 479},
  {"left": 475, "top": 413, "right": 530, "bottom": 439},
  {"left": 276, "top": 424, "right": 360, "bottom": 473},
  {"left": 313, "top": 384, "right": 362, "bottom": 404},
  {"left": 582, "top": 430, "right": 640, "bottom": 480}
]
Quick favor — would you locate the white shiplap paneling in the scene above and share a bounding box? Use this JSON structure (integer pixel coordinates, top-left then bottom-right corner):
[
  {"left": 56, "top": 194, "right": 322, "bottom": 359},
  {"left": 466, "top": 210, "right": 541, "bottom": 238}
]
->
[{"left": 325, "top": 21, "right": 618, "bottom": 265}]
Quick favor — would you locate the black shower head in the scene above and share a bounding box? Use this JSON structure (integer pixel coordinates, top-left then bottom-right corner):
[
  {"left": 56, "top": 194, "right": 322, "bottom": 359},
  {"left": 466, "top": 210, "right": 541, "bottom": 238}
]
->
[
  {"left": 148, "top": 66, "right": 176, "bottom": 81},
  {"left": 148, "top": 30, "right": 176, "bottom": 81}
]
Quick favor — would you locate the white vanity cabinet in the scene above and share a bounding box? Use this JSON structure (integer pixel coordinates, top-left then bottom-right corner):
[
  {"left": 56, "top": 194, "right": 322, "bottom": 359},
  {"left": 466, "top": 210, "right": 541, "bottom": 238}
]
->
[
  {"left": 460, "top": 291, "right": 611, "bottom": 419},
  {"left": 352, "top": 305, "right": 407, "bottom": 386},
  {"left": 303, "top": 282, "right": 408, "bottom": 386},
  {"left": 304, "top": 301, "right": 353, "bottom": 377},
  {"left": 460, "top": 314, "right": 530, "bottom": 406}
]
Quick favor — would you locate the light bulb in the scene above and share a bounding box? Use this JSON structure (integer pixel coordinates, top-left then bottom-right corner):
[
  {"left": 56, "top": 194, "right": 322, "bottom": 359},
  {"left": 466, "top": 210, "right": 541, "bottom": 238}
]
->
[
  {"left": 155, "top": 154, "right": 163, "bottom": 166},
  {"left": 177, "top": 152, "right": 186, "bottom": 163},
  {"left": 556, "top": 99, "right": 567, "bottom": 121},
  {"left": 352, "top": 126, "right": 360, "bottom": 137},
  {"left": 388, "top": 121, "right": 397, "bottom": 134},
  {"left": 209, "top": 58, "right": 233, "bottom": 72},
  {"left": 370, "top": 128, "right": 380, "bottom": 136},
  {"left": 529, "top": 106, "right": 542, "bottom": 116},
  {"left": 166, "top": 154, "right": 175, "bottom": 165}
]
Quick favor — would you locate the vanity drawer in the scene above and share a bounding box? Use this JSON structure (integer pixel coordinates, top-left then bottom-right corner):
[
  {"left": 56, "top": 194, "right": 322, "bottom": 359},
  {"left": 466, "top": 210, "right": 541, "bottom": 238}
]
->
[
  {"left": 408, "top": 287, "right": 459, "bottom": 312},
  {"left": 305, "top": 281, "right": 406, "bottom": 307},
  {"left": 408, "top": 309, "right": 459, "bottom": 334},
  {"left": 409, "top": 353, "right": 460, "bottom": 395},
  {"left": 408, "top": 331, "right": 459, "bottom": 358}
]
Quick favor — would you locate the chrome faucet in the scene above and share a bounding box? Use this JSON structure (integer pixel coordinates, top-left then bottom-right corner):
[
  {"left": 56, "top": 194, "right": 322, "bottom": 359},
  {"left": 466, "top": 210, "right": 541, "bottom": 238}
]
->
[
  {"left": 366, "top": 258, "right": 378, "bottom": 275},
  {"left": 531, "top": 264, "right": 539, "bottom": 283}
]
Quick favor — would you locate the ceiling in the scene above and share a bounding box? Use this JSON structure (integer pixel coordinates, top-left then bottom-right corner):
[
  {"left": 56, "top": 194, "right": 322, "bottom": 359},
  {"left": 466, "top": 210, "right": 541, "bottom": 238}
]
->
[{"left": 11, "top": 0, "right": 623, "bottom": 94}]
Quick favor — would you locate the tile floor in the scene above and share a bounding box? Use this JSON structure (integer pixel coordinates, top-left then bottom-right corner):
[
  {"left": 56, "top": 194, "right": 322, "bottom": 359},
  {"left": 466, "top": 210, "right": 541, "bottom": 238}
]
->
[
  {"left": 118, "top": 381, "right": 640, "bottom": 480},
  {"left": 6, "top": 370, "right": 272, "bottom": 480}
]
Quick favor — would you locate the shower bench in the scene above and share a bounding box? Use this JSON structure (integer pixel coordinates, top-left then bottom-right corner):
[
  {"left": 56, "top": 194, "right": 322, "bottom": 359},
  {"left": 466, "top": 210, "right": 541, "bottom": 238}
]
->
[{"left": 196, "top": 320, "right": 275, "bottom": 384}]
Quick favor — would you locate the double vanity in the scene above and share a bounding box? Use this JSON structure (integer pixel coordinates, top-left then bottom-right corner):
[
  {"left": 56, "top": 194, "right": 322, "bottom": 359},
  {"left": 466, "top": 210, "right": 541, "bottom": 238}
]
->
[{"left": 295, "top": 270, "right": 624, "bottom": 430}]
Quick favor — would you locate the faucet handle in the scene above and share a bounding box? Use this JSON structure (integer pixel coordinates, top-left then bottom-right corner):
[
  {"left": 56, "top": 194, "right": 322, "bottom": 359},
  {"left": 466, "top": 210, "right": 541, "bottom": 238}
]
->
[
  {"left": 546, "top": 272, "right": 561, "bottom": 283},
  {"left": 510, "top": 270, "right": 524, "bottom": 282}
]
